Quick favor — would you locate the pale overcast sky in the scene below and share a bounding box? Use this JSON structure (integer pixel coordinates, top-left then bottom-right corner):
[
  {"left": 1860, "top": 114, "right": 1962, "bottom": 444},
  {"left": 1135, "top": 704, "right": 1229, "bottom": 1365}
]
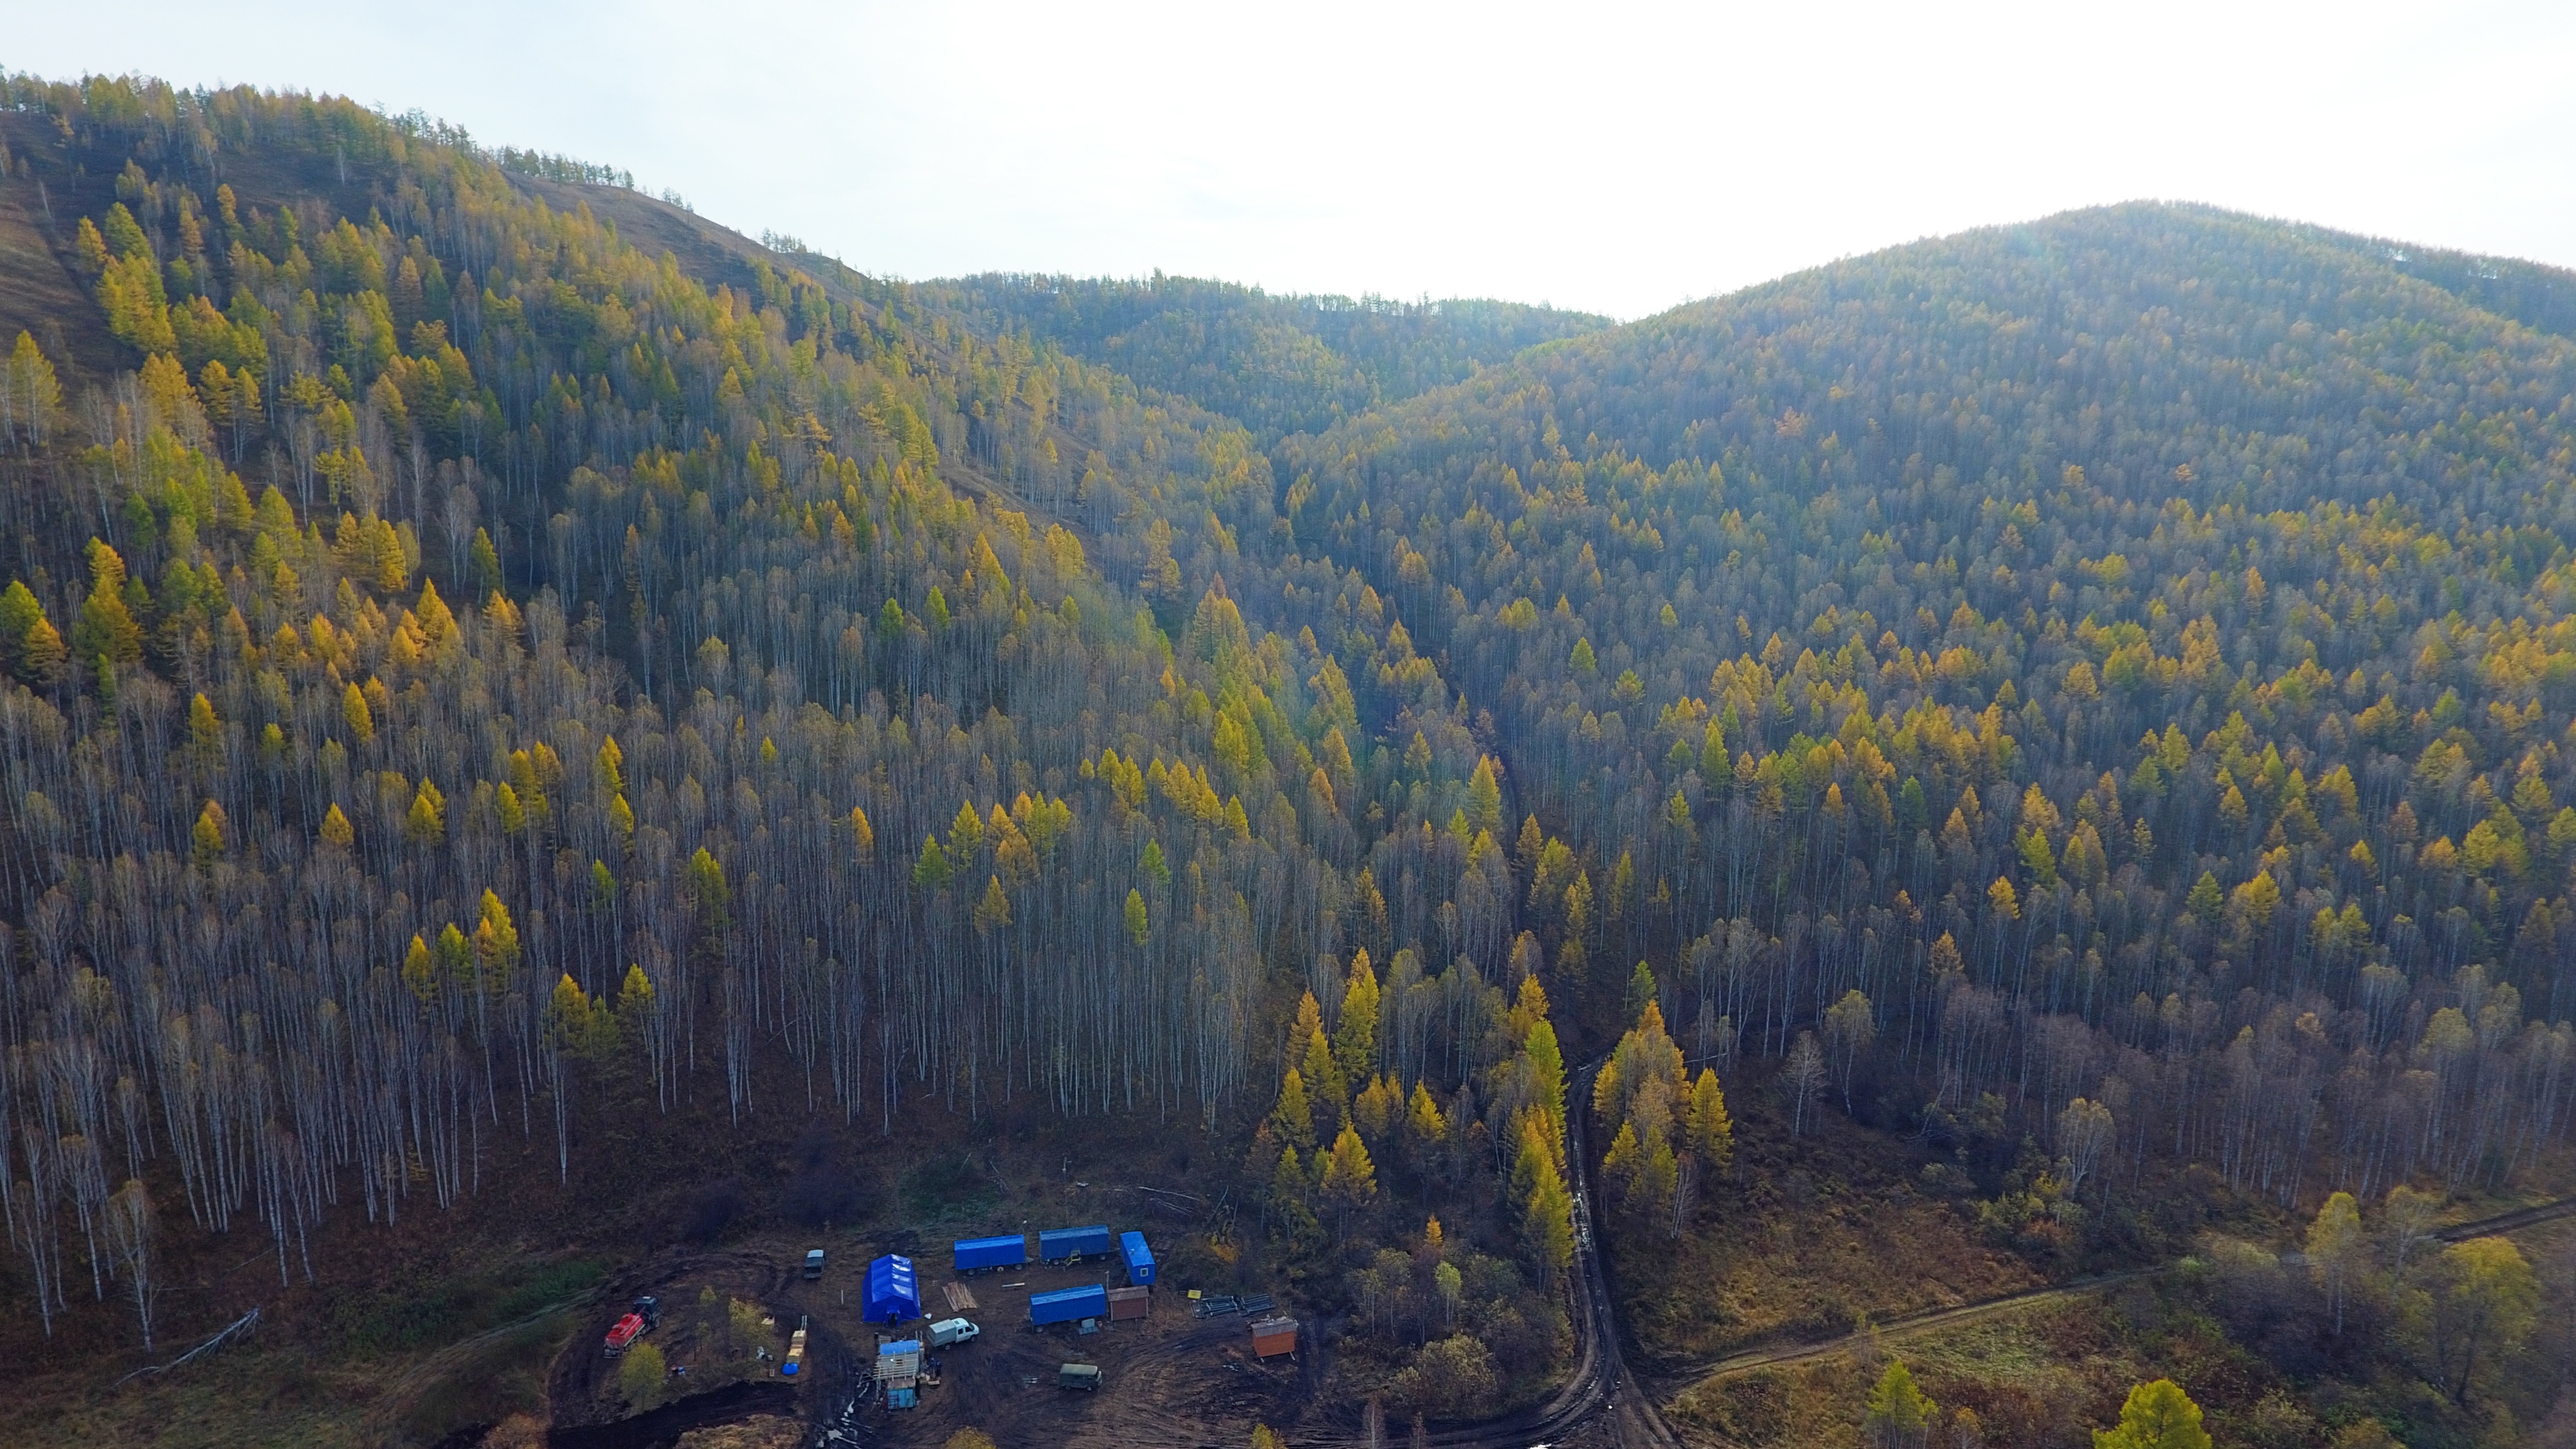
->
[{"left": 10, "top": 1, "right": 2575, "bottom": 319}]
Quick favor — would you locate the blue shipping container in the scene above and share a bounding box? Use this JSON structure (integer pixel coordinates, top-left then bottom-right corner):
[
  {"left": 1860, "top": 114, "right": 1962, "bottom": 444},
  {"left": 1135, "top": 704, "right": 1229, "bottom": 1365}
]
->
[
  {"left": 1029, "top": 1284, "right": 1108, "bottom": 1326},
  {"left": 1039, "top": 1224, "right": 1112, "bottom": 1262},
  {"left": 952, "top": 1234, "right": 1027, "bottom": 1273},
  {"left": 1120, "top": 1231, "right": 1157, "bottom": 1286}
]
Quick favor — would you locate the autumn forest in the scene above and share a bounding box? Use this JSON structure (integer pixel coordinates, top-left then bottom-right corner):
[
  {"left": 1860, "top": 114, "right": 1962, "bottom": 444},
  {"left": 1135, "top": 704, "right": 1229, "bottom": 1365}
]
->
[{"left": 2, "top": 70, "right": 2575, "bottom": 1449}]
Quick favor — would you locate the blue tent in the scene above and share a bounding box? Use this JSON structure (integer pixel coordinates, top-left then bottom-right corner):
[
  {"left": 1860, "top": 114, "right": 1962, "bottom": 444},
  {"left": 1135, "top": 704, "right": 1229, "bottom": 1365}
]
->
[{"left": 864, "top": 1253, "right": 920, "bottom": 1323}]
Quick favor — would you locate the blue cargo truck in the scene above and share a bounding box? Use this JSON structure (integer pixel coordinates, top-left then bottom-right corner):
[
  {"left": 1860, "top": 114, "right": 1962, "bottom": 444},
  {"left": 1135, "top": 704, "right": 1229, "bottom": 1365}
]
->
[
  {"left": 1039, "top": 1224, "right": 1112, "bottom": 1263},
  {"left": 952, "top": 1233, "right": 1027, "bottom": 1274},
  {"left": 1029, "top": 1284, "right": 1108, "bottom": 1327},
  {"left": 1120, "top": 1231, "right": 1157, "bottom": 1286}
]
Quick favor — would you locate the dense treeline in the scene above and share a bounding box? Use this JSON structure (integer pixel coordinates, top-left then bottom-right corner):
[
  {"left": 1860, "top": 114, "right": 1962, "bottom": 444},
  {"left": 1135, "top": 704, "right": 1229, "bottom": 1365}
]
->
[
  {"left": 0, "top": 72, "right": 1573, "bottom": 1387},
  {"left": 919, "top": 273, "right": 1606, "bottom": 441},
  {"left": 1256, "top": 204, "right": 2576, "bottom": 1245}
]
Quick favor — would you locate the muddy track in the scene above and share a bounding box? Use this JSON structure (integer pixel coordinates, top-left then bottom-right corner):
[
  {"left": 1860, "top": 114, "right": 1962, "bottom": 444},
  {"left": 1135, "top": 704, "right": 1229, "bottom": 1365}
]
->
[
  {"left": 1063, "top": 1320, "right": 1273, "bottom": 1449},
  {"left": 1452, "top": 1057, "right": 1678, "bottom": 1449},
  {"left": 1647, "top": 1193, "right": 2576, "bottom": 1401},
  {"left": 366, "top": 1297, "right": 603, "bottom": 1443}
]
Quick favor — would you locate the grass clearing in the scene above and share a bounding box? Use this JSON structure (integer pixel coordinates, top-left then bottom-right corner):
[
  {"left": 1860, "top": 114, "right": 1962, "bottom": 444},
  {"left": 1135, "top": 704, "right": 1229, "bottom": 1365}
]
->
[
  {"left": 1669, "top": 1297, "right": 2145, "bottom": 1449},
  {"left": 0, "top": 1346, "right": 379, "bottom": 1449},
  {"left": 1615, "top": 1098, "right": 2044, "bottom": 1366},
  {"left": 332, "top": 1254, "right": 605, "bottom": 1358},
  {"left": 0, "top": 1255, "right": 594, "bottom": 1449}
]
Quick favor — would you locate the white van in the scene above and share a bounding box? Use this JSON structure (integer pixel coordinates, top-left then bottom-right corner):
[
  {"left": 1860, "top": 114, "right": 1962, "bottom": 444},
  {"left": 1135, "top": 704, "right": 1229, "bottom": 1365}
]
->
[{"left": 929, "top": 1317, "right": 980, "bottom": 1347}]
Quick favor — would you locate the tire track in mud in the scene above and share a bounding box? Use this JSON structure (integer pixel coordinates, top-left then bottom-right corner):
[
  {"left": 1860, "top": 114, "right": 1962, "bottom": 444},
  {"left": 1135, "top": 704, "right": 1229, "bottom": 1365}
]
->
[{"left": 1059, "top": 1320, "right": 1270, "bottom": 1449}]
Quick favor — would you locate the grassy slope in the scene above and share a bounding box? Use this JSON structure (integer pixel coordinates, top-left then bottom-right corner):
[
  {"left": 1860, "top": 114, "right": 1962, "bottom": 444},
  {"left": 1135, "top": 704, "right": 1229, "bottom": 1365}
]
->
[
  {"left": 0, "top": 111, "right": 386, "bottom": 385},
  {"left": 0, "top": 169, "right": 119, "bottom": 381}
]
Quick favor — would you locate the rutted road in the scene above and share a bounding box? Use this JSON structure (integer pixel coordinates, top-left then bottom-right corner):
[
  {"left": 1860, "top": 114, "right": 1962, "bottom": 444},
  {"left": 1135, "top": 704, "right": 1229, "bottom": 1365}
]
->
[{"left": 1555, "top": 1058, "right": 1685, "bottom": 1449}]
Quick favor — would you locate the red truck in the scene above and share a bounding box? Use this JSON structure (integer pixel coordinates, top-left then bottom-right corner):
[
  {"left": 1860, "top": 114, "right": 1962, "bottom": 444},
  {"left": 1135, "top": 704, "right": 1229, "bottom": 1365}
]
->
[{"left": 604, "top": 1296, "right": 661, "bottom": 1356}]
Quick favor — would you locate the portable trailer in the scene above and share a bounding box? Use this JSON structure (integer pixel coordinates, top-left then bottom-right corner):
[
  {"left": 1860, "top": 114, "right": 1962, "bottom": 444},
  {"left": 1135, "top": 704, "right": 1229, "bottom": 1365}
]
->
[
  {"left": 952, "top": 1233, "right": 1027, "bottom": 1274},
  {"left": 1039, "top": 1224, "right": 1112, "bottom": 1263},
  {"left": 1106, "top": 1285, "right": 1150, "bottom": 1321},
  {"left": 1029, "top": 1284, "right": 1108, "bottom": 1327},
  {"left": 864, "top": 1253, "right": 920, "bottom": 1325},
  {"left": 1119, "top": 1230, "right": 1157, "bottom": 1285},
  {"left": 1250, "top": 1316, "right": 1298, "bottom": 1359}
]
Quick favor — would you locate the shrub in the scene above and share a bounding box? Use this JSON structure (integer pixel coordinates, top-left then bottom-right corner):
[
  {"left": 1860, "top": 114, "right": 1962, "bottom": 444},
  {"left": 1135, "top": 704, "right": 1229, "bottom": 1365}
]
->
[
  {"left": 1394, "top": 1334, "right": 1499, "bottom": 1418},
  {"left": 618, "top": 1341, "right": 666, "bottom": 1410}
]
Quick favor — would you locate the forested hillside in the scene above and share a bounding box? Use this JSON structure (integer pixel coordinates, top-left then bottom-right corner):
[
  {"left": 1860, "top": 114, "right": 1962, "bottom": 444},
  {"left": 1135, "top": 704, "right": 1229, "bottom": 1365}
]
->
[
  {"left": 5, "top": 66, "right": 2576, "bottom": 1448},
  {"left": 1251, "top": 204, "right": 2576, "bottom": 1424},
  {"left": 1273, "top": 201, "right": 2576, "bottom": 1183},
  {"left": 0, "top": 74, "right": 1582, "bottom": 1405}
]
